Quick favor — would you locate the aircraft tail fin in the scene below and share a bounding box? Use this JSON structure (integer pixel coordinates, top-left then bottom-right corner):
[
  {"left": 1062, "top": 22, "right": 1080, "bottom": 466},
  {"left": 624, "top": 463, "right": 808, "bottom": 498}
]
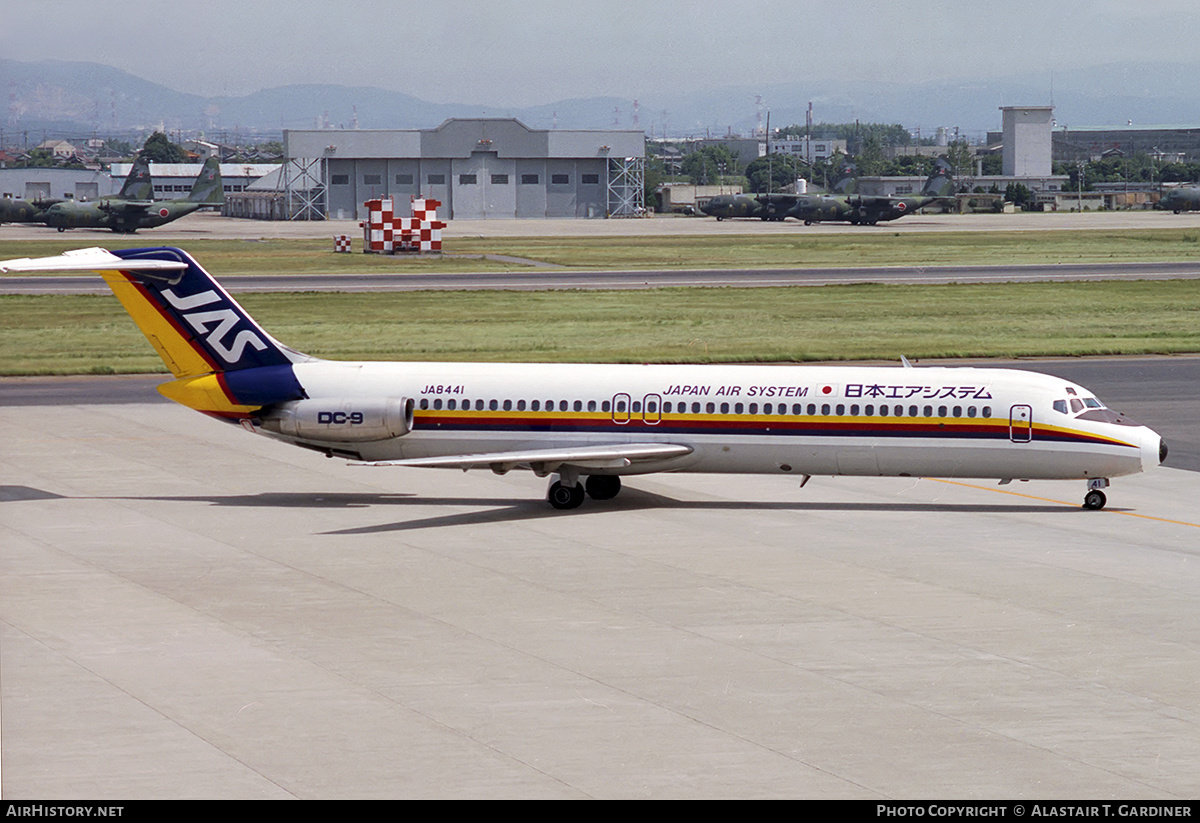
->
[
  {"left": 831, "top": 161, "right": 858, "bottom": 194},
  {"left": 117, "top": 157, "right": 153, "bottom": 201},
  {"left": 922, "top": 158, "right": 955, "bottom": 198},
  {"left": 0, "top": 246, "right": 308, "bottom": 418},
  {"left": 187, "top": 158, "right": 224, "bottom": 204},
  {"left": 103, "top": 246, "right": 303, "bottom": 378}
]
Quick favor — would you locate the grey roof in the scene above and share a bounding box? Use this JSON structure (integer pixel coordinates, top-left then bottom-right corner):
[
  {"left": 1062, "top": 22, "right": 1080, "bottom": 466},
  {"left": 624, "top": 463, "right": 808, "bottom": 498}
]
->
[{"left": 285, "top": 118, "right": 644, "bottom": 160}]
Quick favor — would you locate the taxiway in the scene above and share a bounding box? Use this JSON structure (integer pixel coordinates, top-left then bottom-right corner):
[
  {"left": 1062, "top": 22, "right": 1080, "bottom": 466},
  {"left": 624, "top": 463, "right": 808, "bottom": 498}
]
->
[
  {"left": 4, "top": 211, "right": 1200, "bottom": 798},
  {"left": 2, "top": 362, "right": 1199, "bottom": 798},
  {"left": 6, "top": 207, "right": 1200, "bottom": 240}
]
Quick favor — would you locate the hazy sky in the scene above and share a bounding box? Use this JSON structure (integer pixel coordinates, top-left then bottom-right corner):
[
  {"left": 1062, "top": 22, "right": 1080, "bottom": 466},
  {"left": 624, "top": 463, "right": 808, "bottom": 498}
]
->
[{"left": 3, "top": 0, "right": 1197, "bottom": 105}]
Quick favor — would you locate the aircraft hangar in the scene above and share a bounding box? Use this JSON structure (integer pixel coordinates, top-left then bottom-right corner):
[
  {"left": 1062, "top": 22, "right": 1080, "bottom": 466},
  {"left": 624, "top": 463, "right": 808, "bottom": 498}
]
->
[{"left": 278, "top": 118, "right": 645, "bottom": 220}]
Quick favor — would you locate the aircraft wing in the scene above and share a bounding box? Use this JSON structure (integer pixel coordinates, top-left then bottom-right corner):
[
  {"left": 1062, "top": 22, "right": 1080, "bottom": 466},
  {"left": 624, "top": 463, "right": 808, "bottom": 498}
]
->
[
  {"left": 354, "top": 442, "right": 694, "bottom": 473},
  {"left": 850, "top": 195, "right": 906, "bottom": 207},
  {"left": 0, "top": 247, "right": 186, "bottom": 276},
  {"left": 758, "top": 193, "right": 800, "bottom": 205},
  {"left": 99, "top": 200, "right": 155, "bottom": 214}
]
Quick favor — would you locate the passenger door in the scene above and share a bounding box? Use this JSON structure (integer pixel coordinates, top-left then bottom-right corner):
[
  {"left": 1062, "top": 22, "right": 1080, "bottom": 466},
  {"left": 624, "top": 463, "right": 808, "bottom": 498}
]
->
[{"left": 1009, "top": 404, "right": 1032, "bottom": 443}]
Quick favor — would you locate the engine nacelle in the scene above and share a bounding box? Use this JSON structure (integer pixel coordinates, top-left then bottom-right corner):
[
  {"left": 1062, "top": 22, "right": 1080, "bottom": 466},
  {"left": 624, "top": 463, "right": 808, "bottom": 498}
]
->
[{"left": 261, "top": 397, "right": 414, "bottom": 442}]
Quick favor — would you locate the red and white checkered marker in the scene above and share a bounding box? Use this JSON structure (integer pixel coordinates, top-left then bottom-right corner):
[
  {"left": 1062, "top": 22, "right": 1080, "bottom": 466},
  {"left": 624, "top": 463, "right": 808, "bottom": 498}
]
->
[{"left": 360, "top": 196, "right": 445, "bottom": 254}]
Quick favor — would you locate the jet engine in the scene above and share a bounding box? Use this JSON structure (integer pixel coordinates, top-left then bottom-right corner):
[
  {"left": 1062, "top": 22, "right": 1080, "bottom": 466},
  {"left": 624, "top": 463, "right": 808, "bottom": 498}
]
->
[{"left": 260, "top": 397, "right": 415, "bottom": 442}]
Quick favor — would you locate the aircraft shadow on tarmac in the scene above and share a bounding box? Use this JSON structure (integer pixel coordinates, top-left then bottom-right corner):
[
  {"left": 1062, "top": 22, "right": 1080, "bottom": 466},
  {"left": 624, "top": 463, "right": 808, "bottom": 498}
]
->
[
  {"left": 1, "top": 485, "right": 67, "bottom": 501},
  {"left": 11, "top": 486, "right": 1100, "bottom": 535},
  {"left": 321, "top": 500, "right": 1104, "bottom": 536}
]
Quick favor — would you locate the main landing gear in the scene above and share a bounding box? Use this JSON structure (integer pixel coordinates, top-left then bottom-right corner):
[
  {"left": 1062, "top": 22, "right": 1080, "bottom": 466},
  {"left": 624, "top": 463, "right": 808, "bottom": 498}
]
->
[
  {"left": 1083, "top": 478, "right": 1110, "bottom": 510},
  {"left": 585, "top": 474, "right": 621, "bottom": 500},
  {"left": 547, "top": 473, "right": 622, "bottom": 510},
  {"left": 548, "top": 480, "right": 585, "bottom": 509}
]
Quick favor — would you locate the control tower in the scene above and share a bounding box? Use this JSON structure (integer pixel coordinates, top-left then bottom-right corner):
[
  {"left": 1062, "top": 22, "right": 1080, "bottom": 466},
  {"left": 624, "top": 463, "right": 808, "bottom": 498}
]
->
[{"left": 1001, "top": 106, "right": 1053, "bottom": 177}]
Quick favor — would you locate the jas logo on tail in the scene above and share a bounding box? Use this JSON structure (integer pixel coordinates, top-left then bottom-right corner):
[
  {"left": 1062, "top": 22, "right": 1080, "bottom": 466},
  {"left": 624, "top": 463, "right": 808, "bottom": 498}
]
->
[{"left": 162, "top": 288, "right": 268, "bottom": 364}]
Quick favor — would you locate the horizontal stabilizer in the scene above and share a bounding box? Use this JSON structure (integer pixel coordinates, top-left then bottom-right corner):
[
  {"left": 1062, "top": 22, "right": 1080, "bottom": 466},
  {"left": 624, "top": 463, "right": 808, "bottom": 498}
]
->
[
  {"left": 353, "top": 442, "right": 693, "bottom": 473},
  {"left": 3, "top": 246, "right": 303, "bottom": 380},
  {"left": 0, "top": 247, "right": 186, "bottom": 277}
]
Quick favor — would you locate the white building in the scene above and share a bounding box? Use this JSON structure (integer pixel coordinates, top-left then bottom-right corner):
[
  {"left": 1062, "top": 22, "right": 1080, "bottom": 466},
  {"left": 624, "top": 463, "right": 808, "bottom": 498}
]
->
[
  {"left": 768, "top": 138, "right": 847, "bottom": 164},
  {"left": 1001, "top": 106, "right": 1053, "bottom": 177}
]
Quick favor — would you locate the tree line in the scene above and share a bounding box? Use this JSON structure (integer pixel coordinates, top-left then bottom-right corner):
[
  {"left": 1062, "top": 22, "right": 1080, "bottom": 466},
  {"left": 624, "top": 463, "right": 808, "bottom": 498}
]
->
[
  {"left": 5, "top": 132, "right": 283, "bottom": 168},
  {"left": 649, "top": 120, "right": 1200, "bottom": 205}
]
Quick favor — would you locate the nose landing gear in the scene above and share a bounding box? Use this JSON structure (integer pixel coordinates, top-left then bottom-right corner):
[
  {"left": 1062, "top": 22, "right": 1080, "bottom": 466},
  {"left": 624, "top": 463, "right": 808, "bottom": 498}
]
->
[{"left": 1083, "top": 478, "right": 1110, "bottom": 510}]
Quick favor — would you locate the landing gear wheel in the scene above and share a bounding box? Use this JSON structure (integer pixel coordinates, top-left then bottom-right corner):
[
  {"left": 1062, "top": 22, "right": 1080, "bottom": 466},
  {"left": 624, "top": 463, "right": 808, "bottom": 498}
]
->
[
  {"left": 548, "top": 480, "right": 585, "bottom": 510},
  {"left": 585, "top": 475, "right": 621, "bottom": 500},
  {"left": 1083, "top": 489, "right": 1107, "bottom": 510}
]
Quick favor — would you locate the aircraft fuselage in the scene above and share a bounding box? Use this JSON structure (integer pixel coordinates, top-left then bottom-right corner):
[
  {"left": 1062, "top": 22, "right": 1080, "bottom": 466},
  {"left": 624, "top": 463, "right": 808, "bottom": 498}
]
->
[
  {"left": 1156, "top": 187, "right": 1200, "bottom": 213},
  {"left": 248, "top": 359, "right": 1160, "bottom": 483},
  {"left": 39, "top": 200, "right": 206, "bottom": 232},
  {"left": 0, "top": 197, "right": 51, "bottom": 224},
  {"left": 701, "top": 193, "right": 940, "bottom": 225},
  {"left": 700, "top": 194, "right": 778, "bottom": 220}
]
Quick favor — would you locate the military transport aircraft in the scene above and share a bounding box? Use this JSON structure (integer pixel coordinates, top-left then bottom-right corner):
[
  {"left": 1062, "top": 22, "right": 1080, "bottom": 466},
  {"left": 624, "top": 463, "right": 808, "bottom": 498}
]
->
[
  {"left": 790, "top": 160, "right": 955, "bottom": 225},
  {"left": 1155, "top": 185, "right": 1200, "bottom": 213},
  {"left": 699, "top": 162, "right": 859, "bottom": 222},
  {"left": 696, "top": 191, "right": 788, "bottom": 221},
  {"left": 0, "top": 157, "right": 153, "bottom": 226},
  {"left": 36, "top": 157, "right": 223, "bottom": 232},
  {"left": 701, "top": 160, "right": 955, "bottom": 226},
  {"left": 0, "top": 195, "right": 52, "bottom": 224},
  {"left": 0, "top": 246, "right": 1166, "bottom": 511}
]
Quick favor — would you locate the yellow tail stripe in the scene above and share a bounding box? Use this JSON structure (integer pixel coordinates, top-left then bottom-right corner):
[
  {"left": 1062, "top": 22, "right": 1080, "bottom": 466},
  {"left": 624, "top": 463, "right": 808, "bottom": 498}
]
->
[{"left": 101, "top": 271, "right": 213, "bottom": 379}]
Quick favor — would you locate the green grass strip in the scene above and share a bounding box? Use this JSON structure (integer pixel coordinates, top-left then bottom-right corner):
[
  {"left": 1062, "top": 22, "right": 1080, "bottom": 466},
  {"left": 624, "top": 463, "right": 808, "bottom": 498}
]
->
[
  {"left": 2, "top": 279, "right": 1198, "bottom": 375},
  {"left": 5, "top": 227, "right": 1200, "bottom": 273}
]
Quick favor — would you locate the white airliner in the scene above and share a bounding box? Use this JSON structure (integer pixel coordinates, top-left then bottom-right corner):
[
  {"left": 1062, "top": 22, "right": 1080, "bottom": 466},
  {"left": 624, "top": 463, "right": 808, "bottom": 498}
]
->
[{"left": 1, "top": 246, "right": 1166, "bottom": 510}]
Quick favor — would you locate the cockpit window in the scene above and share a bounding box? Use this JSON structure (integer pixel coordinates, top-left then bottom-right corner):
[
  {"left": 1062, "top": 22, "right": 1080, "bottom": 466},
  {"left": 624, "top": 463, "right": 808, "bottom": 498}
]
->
[{"left": 1057, "top": 393, "right": 1109, "bottom": 416}]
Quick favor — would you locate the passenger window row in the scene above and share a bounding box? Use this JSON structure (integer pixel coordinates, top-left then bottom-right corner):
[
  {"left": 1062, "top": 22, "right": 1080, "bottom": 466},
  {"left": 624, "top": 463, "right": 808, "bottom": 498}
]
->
[
  {"left": 420, "top": 398, "right": 600, "bottom": 412},
  {"left": 417, "top": 397, "right": 994, "bottom": 419}
]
